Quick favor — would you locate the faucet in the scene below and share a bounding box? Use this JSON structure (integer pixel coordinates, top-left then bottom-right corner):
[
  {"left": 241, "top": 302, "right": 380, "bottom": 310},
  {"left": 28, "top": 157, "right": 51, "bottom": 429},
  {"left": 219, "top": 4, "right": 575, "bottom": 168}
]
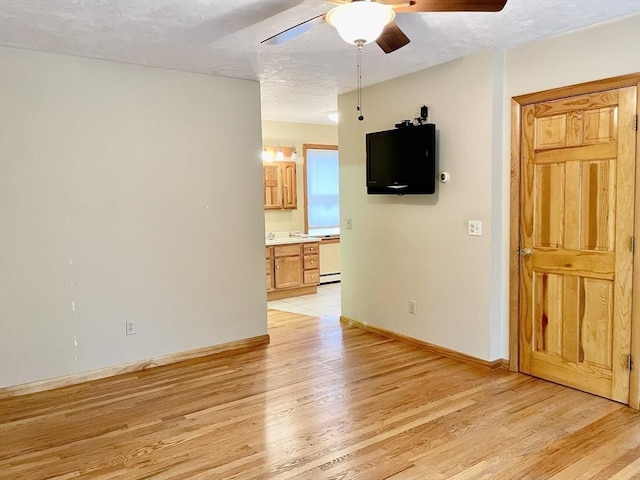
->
[{"left": 267, "top": 232, "right": 276, "bottom": 240}]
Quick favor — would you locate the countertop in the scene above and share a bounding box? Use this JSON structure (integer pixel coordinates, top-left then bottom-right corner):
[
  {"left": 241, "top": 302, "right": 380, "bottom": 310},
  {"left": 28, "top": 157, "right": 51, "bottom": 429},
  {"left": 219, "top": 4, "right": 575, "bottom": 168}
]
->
[{"left": 265, "top": 237, "right": 322, "bottom": 246}]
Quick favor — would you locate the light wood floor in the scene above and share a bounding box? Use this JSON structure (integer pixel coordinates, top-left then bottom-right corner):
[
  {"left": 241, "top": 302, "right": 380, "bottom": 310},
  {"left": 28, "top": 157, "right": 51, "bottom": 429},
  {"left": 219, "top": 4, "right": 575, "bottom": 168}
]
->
[{"left": 1, "top": 310, "right": 639, "bottom": 479}]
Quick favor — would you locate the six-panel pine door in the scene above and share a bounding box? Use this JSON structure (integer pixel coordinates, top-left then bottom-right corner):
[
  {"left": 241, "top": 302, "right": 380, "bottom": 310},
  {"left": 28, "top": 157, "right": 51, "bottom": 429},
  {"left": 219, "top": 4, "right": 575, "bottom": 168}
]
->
[{"left": 519, "top": 86, "right": 636, "bottom": 403}]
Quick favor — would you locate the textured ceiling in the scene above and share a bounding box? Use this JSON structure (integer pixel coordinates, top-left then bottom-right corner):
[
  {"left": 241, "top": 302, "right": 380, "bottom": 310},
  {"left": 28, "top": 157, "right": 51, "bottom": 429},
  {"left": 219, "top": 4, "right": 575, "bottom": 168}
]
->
[{"left": 1, "top": 0, "right": 639, "bottom": 124}]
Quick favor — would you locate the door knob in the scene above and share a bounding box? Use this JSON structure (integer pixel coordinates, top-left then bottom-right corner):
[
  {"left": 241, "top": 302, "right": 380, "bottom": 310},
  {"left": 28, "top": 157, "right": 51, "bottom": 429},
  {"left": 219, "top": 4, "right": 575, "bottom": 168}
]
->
[{"left": 519, "top": 247, "right": 532, "bottom": 256}]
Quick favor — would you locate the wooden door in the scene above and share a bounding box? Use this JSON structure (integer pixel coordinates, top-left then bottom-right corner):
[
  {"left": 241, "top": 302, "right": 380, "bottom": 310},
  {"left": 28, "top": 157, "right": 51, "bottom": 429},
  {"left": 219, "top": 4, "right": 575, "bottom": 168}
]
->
[{"left": 519, "top": 86, "right": 636, "bottom": 403}]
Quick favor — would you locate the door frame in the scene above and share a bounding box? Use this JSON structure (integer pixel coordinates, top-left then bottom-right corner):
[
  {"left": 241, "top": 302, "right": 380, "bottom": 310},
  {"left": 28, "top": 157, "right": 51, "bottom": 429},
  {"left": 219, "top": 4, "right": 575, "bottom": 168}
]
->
[{"left": 509, "top": 73, "right": 640, "bottom": 409}]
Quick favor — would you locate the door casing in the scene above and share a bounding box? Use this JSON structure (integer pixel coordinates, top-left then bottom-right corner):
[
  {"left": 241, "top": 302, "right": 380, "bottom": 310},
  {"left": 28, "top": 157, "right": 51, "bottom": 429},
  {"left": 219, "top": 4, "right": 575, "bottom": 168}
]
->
[{"left": 509, "top": 73, "right": 640, "bottom": 409}]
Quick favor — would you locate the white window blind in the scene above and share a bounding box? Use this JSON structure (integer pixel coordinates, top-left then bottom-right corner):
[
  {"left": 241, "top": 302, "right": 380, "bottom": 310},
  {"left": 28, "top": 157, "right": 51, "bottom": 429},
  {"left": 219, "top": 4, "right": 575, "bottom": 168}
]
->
[{"left": 306, "top": 148, "right": 340, "bottom": 236}]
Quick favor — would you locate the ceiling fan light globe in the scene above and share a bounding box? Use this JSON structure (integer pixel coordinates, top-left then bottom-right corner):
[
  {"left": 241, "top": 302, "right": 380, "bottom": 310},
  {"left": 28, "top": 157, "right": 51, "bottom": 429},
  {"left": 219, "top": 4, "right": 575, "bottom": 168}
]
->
[{"left": 326, "top": 2, "right": 395, "bottom": 46}]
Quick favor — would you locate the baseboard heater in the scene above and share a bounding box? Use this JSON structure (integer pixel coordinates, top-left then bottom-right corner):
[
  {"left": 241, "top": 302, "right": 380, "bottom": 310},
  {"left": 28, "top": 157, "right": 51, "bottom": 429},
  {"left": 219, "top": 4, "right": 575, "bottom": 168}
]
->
[{"left": 320, "top": 272, "right": 341, "bottom": 284}]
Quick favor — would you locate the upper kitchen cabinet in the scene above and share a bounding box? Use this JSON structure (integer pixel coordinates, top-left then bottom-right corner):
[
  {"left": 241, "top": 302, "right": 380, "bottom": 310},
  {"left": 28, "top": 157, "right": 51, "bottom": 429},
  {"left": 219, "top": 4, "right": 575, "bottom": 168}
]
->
[
  {"left": 263, "top": 161, "right": 297, "bottom": 210},
  {"left": 280, "top": 162, "right": 297, "bottom": 209},
  {"left": 263, "top": 162, "right": 282, "bottom": 209}
]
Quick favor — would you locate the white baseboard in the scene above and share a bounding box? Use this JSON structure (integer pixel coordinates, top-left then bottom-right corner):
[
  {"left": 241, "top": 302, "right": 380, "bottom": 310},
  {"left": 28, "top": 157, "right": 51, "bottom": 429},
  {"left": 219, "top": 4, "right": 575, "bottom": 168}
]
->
[{"left": 320, "top": 272, "right": 340, "bottom": 284}]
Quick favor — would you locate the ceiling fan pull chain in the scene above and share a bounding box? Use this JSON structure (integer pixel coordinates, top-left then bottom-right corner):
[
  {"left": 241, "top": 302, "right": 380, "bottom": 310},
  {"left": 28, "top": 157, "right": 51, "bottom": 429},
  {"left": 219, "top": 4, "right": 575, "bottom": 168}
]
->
[{"left": 357, "top": 44, "right": 364, "bottom": 121}]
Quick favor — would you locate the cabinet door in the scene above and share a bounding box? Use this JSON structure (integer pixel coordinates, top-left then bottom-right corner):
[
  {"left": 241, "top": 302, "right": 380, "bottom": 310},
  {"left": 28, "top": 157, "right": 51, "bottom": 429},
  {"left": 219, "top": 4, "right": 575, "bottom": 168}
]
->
[
  {"left": 263, "top": 163, "right": 282, "bottom": 209},
  {"left": 266, "top": 247, "right": 274, "bottom": 292},
  {"left": 281, "top": 162, "right": 297, "bottom": 210},
  {"left": 275, "top": 256, "right": 302, "bottom": 289}
]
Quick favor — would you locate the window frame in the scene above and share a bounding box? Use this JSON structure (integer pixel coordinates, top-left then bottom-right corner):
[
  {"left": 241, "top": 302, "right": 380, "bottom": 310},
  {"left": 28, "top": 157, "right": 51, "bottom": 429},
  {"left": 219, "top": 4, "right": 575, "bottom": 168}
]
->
[{"left": 303, "top": 143, "right": 340, "bottom": 237}]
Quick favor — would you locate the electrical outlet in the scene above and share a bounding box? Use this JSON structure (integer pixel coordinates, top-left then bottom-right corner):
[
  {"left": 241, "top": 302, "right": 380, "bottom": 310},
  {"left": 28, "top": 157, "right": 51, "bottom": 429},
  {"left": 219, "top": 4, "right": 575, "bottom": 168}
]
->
[
  {"left": 408, "top": 300, "right": 417, "bottom": 315},
  {"left": 468, "top": 220, "right": 483, "bottom": 236},
  {"left": 126, "top": 320, "right": 136, "bottom": 335}
]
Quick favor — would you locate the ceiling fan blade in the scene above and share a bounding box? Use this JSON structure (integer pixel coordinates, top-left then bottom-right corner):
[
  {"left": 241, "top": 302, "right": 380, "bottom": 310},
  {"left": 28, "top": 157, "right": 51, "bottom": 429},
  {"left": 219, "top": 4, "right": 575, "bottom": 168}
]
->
[
  {"left": 375, "top": 0, "right": 413, "bottom": 5},
  {"left": 376, "top": 21, "right": 410, "bottom": 54},
  {"left": 261, "top": 14, "right": 326, "bottom": 45},
  {"left": 394, "top": 0, "right": 507, "bottom": 13},
  {"left": 326, "top": 0, "right": 415, "bottom": 7}
]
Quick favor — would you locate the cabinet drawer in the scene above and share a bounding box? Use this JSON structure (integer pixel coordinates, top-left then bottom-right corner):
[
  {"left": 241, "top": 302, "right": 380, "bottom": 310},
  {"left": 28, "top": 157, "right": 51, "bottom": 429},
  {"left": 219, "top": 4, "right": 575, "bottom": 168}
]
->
[
  {"left": 304, "top": 269, "right": 320, "bottom": 285},
  {"left": 303, "top": 243, "right": 319, "bottom": 254},
  {"left": 274, "top": 244, "right": 301, "bottom": 257},
  {"left": 304, "top": 254, "right": 319, "bottom": 270}
]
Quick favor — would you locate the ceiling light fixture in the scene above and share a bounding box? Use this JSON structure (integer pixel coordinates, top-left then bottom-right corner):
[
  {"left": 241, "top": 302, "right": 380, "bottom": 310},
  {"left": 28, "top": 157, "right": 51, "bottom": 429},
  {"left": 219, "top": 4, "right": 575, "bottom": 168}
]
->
[
  {"left": 326, "top": 1, "right": 395, "bottom": 47},
  {"left": 327, "top": 1, "right": 394, "bottom": 122},
  {"left": 328, "top": 112, "right": 339, "bottom": 123}
]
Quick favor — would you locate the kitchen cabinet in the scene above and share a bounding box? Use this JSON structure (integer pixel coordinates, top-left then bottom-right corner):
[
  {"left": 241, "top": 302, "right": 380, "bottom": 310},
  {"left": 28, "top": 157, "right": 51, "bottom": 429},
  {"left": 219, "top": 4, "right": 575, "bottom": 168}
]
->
[
  {"left": 281, "top": 162, "right": 297, "bottom": 209},
  {"left": 274, "top": 244, "right": 302, "bottom": 289},
  {"left": 302, "top": 243, "right": 319, "bottom": 286},
  {"left": 266, "top": 240, "right": 320, "bottom": 300},
  {"left": 263, "top": 161, "right": 297, "bottom": 210},
  {"left": 265, "top": 247, "right": 274, "bottom": 292},
  {"left": 263, "top": 164, "right": 281, "bottom": 210}
]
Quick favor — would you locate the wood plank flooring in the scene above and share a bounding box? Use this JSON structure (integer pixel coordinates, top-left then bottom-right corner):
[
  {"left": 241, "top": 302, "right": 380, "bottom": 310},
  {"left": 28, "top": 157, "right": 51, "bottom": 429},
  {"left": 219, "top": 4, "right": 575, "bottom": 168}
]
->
[{"left": 1, "top": 309, "right": 639, "bottom": 479}]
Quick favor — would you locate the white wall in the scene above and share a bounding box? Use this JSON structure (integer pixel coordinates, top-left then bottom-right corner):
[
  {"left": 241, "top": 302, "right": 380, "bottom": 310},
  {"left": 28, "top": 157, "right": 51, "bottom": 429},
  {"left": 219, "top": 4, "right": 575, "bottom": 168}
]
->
[
  {"left": 0, "top": 47, "right": 267, "bottom": 388},
  {"left": 505, "top": 15, "right": 640, "bottom": 98},
  {"left": 339, "top": 50, "right": 501, "bottom": 361},
  {"left": 262, "top": 120, "right": 338, "bottom": 234},
  {"left": 339, "top": 14, "right": 640, "bottom": 362}
]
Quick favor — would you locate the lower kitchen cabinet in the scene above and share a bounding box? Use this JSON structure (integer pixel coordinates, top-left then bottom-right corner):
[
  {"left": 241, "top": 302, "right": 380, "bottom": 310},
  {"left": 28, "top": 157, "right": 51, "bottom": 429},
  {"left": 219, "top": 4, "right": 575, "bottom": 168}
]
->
[
  {"left": 266, "top": 241, "right": 320, "bottom": 300},
  {"left": 265, "top": 247, "right": 274, "bottom": 292}
]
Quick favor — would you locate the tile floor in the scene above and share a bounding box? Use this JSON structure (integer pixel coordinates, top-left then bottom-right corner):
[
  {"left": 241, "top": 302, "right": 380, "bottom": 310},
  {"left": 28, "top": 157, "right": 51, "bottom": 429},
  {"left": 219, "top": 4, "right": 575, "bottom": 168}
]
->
[{"left": 267, "top": 282, "right": 341, "bottom": 319}]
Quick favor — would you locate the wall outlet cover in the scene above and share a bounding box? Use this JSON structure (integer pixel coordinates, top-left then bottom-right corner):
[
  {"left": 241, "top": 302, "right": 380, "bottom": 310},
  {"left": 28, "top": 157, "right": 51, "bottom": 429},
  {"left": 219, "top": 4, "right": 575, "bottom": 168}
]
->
[
  {"left": 408, "top": 300, "right": 417, "bottom": 314},
  {"left": 126, "top": 320, "right": 136, "bottom": 335},
  {"left": 468, "top": 220, "right": 483, "bottom": 236}
]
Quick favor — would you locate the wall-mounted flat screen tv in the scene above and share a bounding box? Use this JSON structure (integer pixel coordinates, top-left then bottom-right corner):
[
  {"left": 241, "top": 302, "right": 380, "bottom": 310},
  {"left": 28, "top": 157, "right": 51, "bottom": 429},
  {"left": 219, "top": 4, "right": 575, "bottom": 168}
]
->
[{"left": 366, "top": 123, "right": 436, "bottom": 195}]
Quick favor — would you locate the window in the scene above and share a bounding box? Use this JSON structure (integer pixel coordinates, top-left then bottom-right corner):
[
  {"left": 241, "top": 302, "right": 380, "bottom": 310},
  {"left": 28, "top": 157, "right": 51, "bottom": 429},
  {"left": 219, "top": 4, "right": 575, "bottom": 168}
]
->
[{"left": 304, "top": 144, "right": 339, "bottom": 237}]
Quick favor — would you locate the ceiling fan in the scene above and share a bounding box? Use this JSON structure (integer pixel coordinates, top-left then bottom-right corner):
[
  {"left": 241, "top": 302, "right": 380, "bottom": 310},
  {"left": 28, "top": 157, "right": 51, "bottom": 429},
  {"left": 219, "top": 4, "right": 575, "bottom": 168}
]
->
[{"left": 261, "top": 0, "right": 508, "bottom": 54}]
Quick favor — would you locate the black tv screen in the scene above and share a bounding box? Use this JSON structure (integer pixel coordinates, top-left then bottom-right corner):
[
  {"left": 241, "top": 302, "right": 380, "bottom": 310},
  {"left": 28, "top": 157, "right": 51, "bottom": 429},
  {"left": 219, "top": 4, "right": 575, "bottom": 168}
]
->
[{"left": 366, "top": 123, "right": 436, "bottom": 194}]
